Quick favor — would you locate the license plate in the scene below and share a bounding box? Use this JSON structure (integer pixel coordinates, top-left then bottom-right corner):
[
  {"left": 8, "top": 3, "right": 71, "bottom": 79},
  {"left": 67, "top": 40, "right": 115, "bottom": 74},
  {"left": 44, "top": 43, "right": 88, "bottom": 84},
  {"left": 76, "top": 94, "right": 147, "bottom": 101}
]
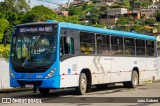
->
[{"left": 25, "top": 84, "right": 33, "bottom": 88}]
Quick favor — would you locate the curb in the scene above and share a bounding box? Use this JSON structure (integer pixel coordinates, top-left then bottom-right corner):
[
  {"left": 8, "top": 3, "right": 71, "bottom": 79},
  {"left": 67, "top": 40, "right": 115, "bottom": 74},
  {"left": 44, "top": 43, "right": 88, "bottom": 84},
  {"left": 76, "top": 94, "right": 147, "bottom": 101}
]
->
[{"left": 0, "top": 88, "right": 32, "bottom": 94}]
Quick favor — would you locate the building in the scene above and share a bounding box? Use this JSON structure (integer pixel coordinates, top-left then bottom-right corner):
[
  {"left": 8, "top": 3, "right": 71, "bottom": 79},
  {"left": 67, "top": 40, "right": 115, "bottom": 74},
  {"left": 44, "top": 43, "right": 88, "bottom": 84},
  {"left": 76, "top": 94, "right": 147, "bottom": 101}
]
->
[
  {"left": 124, "top": 13, "right": 141, "bottom": 19},
  {"left": 140, "top": 9, "right": 156, "bottom": 18},
  {"left": 141, "top": 0, "right": 159, "bottom": 3},
  {"left": 99, "top": 12, "right": 140, "bottom": 26},
  {"left": 55, "top": 10, "right": 69, "bottom": 16},
  {"left": 102, "top": 0, "right": 124, "bottom": 2},
  {"left": 152, "top": 0, "right": 159, "bottom": 3},
  {"left": 99, "top": 18, "right": 118, "bottom": 26},
  {"left": 100, "top": 0, "right": 124, "bottom": 6},
  {"left": 107, "top": 8, "right": 128, "bottom": 18},
  {"left": 70, "top": 0, "right": 92, "bottom": 7},
  {"left": 148, "top": 3, "right": 160, "bottom": 10}
]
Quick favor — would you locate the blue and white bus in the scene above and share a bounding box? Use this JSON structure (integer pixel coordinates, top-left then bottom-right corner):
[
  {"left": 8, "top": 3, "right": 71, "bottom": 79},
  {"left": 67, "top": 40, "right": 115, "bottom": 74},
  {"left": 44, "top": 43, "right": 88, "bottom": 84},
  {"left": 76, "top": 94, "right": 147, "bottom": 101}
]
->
[{"left": 10, "top": 21, "right": 158, "bottom": 95}]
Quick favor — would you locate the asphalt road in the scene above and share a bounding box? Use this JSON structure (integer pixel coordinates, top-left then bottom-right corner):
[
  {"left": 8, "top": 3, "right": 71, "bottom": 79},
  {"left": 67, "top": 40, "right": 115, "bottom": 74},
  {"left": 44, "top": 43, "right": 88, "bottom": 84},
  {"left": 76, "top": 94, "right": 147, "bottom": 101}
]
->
[{"left": 0, "top": 82, "right": 160, "bottom": 106}]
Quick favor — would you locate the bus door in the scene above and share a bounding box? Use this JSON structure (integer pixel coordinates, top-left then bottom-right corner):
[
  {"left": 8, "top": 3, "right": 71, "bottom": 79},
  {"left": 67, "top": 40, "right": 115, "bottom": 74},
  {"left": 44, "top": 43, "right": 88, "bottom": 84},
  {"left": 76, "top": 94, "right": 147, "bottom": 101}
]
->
[{"left": 60, "top": 29, "right": 79, "bottom": 87}]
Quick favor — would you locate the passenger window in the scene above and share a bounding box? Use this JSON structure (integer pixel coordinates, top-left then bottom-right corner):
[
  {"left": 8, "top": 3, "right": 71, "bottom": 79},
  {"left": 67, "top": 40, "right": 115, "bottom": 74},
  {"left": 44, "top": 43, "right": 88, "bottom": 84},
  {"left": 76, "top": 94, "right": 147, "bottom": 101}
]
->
[
  {"left": 60, "top": 36, "right": 74, "bottom": 56},
  {"left": 111, "top": 36, "right": 124, "bottom": 55},
  {"left": 96, "top": 34, "right": 111, "bottom": 55},
  {"left": 124, "top": 38, "right": 135, "bottom": 56},
  {"left": 136, "top": 39, "right": 145, "bottom": 56},
  {"left": 146, "top": 41, "right": 155, "bottom": 56},
  {"left": 80, "top": 32, "right": 95, "bottom": 54}
]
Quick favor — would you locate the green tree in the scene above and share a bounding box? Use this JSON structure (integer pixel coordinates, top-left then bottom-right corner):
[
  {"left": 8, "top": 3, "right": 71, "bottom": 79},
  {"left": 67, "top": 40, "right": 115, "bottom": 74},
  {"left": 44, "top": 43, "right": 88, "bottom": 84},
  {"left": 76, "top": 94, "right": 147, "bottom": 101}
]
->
[
  {"left": 69, "top": 6, "right": 82, "bottom": 16},
  {"left": 90, "top": 0, "right": 101, "bottom": 4},
  {"left": 140, "top": 0, "right": 152, "bottom": 8},
  {"left": 155, "top": 10, "right": 160, "bottom": 22},
  {"left": 15, "top": 0, "right": 30, "bottom": 12},
  {"left": 145, "top": 18, "right": 156, "bottom": 25},
  {"left": 87, "top": 7, "right": 100, "bottom": 24},
  {"left": 82, "top": 2, "right": 88, "bottom": 10},
  {"left": 116, "top": 17, "right": 133, "bottom": 26},
  {"left": 3, "top": 0, "right": 30, "bottom": 12},
  {"left": 23, "top": 5, "right": 57, "bottom": 23},
  {"left": 0, "top": 19, "right": 9, "bottom": 42}
]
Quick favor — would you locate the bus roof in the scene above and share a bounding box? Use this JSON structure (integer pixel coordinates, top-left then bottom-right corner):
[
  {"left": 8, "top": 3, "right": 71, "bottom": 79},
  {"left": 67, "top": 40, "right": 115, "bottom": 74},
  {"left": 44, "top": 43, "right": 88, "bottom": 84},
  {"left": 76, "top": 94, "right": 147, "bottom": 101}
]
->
[
  {"left": 59, "top": 22, "right": 156, "bottom": 41},
  {"left": 15, "top": 21, "right": 156, "bottom": 41}
]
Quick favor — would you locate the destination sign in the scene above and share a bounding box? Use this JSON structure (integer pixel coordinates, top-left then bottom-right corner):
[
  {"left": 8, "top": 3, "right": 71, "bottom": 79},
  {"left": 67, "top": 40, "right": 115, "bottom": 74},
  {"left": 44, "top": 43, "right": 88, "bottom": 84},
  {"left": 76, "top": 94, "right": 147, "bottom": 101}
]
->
[{"left": 15, "top": 24, "right": 57, "bottom": 34}]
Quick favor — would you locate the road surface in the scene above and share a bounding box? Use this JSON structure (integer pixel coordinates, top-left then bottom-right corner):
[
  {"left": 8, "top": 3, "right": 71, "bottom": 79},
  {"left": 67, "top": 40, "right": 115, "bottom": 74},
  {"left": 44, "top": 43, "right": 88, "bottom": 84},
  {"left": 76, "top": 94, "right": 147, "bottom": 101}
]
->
[{"left": 0, "top": 81, "right": 160, "bottom": 106}]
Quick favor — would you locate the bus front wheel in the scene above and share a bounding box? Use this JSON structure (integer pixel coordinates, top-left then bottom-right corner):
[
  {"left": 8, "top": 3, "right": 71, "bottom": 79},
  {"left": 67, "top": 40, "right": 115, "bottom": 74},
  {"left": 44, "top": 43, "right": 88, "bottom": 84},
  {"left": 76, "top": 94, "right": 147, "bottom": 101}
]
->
[
  {"left": 77, "top": 73, "right": 87, "bottom": 95},
  {"left": 39, "top": 88, "right": 50, "bottom": 95}
]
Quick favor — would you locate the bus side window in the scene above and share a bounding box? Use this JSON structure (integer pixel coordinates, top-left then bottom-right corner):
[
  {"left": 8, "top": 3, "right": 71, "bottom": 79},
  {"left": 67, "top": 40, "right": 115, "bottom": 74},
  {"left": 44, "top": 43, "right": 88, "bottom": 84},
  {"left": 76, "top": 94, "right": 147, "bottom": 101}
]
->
[
  {"left": 60, "top": 36, "right": 74, "bottom": 55},
  {"left": 146, "top": 41, "right": 155, "bottom": 56},
  {"left": 136, "top": 39, "right": 145, "bottom": 56},
  {"left": 80, "top": 32, "right": 95, "bottom": 54},
  {"left": 111, "top": 36, "right": 123, "bottom": 55}
]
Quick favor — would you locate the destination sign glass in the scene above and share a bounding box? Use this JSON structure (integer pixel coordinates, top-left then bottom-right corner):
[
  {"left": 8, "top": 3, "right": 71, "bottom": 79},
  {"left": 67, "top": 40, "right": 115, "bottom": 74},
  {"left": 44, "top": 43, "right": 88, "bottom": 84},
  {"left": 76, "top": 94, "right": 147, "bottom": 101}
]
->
[{"left": 15, "top": 24, "right": 57, "bottom": 34}]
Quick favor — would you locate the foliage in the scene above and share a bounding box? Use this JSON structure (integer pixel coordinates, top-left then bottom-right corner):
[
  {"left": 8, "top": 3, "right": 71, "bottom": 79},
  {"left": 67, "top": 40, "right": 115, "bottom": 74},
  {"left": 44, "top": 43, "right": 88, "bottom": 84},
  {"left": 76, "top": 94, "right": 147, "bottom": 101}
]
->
[
  {"left": 0, "top": 0, "right": 30, "bottom": 45},
  {"left": 22, "top": 5, "right": 57, "bottom": 23},
  {"left": 0, "top": 44, "right": 10, "bottom": 60},
  {"left": 90, "top": 0, "right": 101, "bottom": 4},
  {"left": 3, "top": 0, "right": 30, "bottom": 12},
  {"left": 111, "top": 0, "right": 130, "bottom": 9},
  {"left": 140, "top": 0, "right": 152, "bottom": 8},
  {"left": 87, "top": 6, "right": 100, "bottom": 24},
  {"left": 69, "top": 6, "right": 82, "bottom": 16},
  {"left": 113, "top": 17, "right": 154, "bottom": 34},
  {"left": 110, "top": 3, "right": 122, "bottom": 8},
  {"left": 145, "top": 18, "right": 157, "bottom": 25},
  {"left": 0, "top": 19, "right": 9, "bottom": 43},
  {"left": 155, "top": 10, "right": 160, "bottom": 22}
]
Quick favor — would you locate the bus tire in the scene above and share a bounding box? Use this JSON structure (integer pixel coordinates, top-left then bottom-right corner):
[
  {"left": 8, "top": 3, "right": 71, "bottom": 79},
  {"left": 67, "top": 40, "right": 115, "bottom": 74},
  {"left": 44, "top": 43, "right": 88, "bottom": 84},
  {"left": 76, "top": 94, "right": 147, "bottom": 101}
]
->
[
  {"left": 39, "top": 88, "right": 50, "bottom": 95},
  {"left": 123, "top": 71, "right": 138, "bottom": 88},
  {"left": 77, "top": 73, "right": 87, "bottom": 95}
]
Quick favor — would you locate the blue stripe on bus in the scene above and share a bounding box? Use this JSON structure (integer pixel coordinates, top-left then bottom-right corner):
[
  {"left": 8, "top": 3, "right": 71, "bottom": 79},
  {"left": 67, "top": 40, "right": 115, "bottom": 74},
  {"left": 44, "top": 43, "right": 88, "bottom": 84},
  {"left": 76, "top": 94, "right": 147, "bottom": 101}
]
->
[{"left": 59, "top": 22, "right": 156, "bottom": 41}]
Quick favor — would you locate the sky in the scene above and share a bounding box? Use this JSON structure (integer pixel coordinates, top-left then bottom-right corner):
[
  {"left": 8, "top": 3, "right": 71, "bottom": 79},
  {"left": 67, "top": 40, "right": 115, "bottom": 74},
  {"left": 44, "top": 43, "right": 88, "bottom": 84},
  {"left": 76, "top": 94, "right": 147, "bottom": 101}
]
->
[{"left": 0, "top": 0, "right": 73, "bottom": 9}]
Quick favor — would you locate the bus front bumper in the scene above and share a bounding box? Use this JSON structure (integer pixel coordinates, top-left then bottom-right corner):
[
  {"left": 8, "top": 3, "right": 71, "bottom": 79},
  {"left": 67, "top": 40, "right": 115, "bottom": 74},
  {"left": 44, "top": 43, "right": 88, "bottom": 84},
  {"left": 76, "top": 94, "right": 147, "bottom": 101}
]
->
[{"left": 10, "top": 76, "right": 60, "bottom": 89}]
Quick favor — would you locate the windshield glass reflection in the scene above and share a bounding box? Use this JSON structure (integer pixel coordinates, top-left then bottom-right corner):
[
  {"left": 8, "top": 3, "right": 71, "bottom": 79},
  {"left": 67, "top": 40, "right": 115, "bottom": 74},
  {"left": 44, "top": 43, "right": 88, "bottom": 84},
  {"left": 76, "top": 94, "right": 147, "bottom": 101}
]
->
[{"left": 11, "top": 33, "right": 56, "bottom": 66}]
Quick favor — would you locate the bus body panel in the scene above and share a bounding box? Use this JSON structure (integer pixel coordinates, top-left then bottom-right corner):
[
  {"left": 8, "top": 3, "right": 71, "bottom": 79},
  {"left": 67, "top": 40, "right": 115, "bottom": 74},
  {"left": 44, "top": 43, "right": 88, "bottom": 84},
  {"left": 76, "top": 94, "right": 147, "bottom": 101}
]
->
[
  {"left": 59, "top": 56, "right": 158, "bottom": 88},
  {"left": 59, "top": 57, "right": 79, "bottom": 88}
]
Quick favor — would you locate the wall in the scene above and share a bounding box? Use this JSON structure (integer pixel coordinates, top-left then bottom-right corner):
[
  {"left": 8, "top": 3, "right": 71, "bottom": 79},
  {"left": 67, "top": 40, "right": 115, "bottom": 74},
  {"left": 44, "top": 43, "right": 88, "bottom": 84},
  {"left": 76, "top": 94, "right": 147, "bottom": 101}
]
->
[
  {"left": 0, "top": 58, "right": 11, "bottom": 89},
  {"left": 99, "top": 18, "right": 117, "bottom": 26}
]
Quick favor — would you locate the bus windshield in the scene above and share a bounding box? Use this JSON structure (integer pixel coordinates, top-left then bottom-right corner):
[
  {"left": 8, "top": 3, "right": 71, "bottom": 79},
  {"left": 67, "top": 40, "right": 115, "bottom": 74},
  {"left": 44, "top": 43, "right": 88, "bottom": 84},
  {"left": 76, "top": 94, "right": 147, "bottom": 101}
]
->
[{"left": 11, "top": 33, "right": 57, "bottom": 67}]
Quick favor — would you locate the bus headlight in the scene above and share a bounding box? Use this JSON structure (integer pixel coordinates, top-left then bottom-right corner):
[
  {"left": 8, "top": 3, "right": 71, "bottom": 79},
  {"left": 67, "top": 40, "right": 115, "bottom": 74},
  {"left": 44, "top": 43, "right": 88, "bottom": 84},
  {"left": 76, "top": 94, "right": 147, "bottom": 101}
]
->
[
  {"left": 10, "top": 69, "right": 15, "bottom": 78},
  {"left": 45, "top": 68, "right": 56, "bottom": 78}
]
